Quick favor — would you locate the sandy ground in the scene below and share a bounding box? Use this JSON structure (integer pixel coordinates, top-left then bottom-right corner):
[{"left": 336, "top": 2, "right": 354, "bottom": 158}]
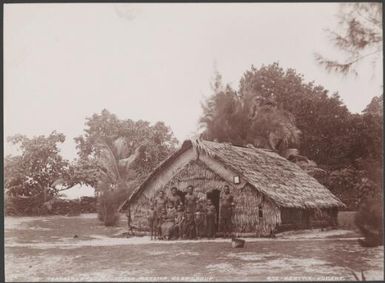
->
[{"left": 5, "top": 214, "right": 384, "bottom": 281}]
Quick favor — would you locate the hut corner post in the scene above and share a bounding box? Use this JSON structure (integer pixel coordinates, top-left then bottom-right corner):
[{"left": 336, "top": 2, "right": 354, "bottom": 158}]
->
[{"left": 126, "top": 204, "right": 133, "bottom": 235}]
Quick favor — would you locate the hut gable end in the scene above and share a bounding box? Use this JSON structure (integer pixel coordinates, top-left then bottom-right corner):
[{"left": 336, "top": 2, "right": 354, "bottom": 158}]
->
[
  {"left": 163, "top": 159, "right": 231, "bottom": 197},
  {"left": 136, "top": 146, "right": 197, "bottom": 200}
]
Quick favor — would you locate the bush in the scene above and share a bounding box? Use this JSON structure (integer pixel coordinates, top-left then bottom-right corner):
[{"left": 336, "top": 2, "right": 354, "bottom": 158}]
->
[
  {"left": 67, "top": 200, "right": 81, "bottom": 216},
  {"left": 355, "top": 189, "right": 383, "bottom": 247},
  {"left": 5, "top": 195, "right": 46, "bottom": 216},
  {"left": 80, "top": 196, "right": 97, "bottom": 213},
  {"left": 5, "top": 196, "right": 20, "bottom": 216},
  {"left": 97, "top": 188, "right": 128, "bottom": 226},
  {"left": 315, "top": 166, "right": 379, "bottom": 210}
]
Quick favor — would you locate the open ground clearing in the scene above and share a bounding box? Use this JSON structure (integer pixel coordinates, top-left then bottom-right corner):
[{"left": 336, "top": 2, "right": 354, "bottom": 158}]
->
[{"left": 5, "top": 214, "right": 383, "bottom": 281}]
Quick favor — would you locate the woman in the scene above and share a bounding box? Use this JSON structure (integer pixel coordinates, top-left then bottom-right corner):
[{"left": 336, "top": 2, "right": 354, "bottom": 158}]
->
[{"left": 160, "top": 203, "right": 177, "bottom": 240}]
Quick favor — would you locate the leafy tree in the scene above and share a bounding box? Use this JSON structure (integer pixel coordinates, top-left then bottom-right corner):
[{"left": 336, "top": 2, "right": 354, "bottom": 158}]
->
[
  {"left": 4, "top": 132, "right": 73, "bottom": 215},
  {"left": 200, "top": 63, "right": 383, "bottom": 217},
  {"left": 352, "top": 95, "right": 383, "bottom": 246},
  {"left": 239, "top": 63, "right": 355, "bottom": 166},
  {"left": 74, "top": 109, "right": 178, "bottom": 225},
  {"left": 67, "top": 158, "right": 101, "bottom": 189},
  {"left": 75, "top": 109, "right": 177, "bottom": 176},
  {"left": 315, "top": 2, "right": 382, "bottom": 75},
  {"left": 363, "top": 94, "right": 383, "bottom": 116},
  {"left": 348, "top": 95, "right": 383, "bottom": 183},
  {"left": 201, "top": 63, "right": 357, "bottom": 166}
]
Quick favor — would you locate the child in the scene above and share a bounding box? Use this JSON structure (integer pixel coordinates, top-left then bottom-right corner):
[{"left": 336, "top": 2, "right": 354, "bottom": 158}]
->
[
  {"left": 184, "top": 211, "right": 196, "bottom": 239},
  {"left": 157, "top": 207, "right": 167, "bottom": 240},
  {"left": 161, "top": 204, "right": 176, "bottom": 240},
  {"left": 174, "top": 204, "right": 185, "bottom": 239},
  {"left": 206, "top": 199, "right": 217, "bottom": 239},
  {"left": 195, "top": 202, "right": 206, "bottom": 239},
  {"left": 147, "top": 207, "right": 158, "bottom": 240}
]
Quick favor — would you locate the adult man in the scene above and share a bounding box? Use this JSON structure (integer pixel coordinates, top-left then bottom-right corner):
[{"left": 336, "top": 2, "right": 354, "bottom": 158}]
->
[
  {"left": 220, "top": 185, "right": 235, "bottom": 238},
  {"left": 184, "top": 185, "right": 198, "bottom": 214},
  {"left": 168, "top": 187, "right": 182, "bottom": 208}
]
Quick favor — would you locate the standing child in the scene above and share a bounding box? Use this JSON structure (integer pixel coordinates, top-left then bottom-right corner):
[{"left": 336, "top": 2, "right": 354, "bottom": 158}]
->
[
  {"left": 174, "top": 204, "right": 185, "bottom": 239},
  {"left": 147, "top": 207, "right": 158, "bottom": 240},
  {"left": 194, "top": 202, "right": 206, "bottom": 239},
  {"left": 206, "top": 199, "right": 217, "bottom": 239},
  {"left": 184, "top": 211, "right": 196, "bottom": 239},
  {"left": 157, "top": 207, "right": 167, "bottom": 240}
]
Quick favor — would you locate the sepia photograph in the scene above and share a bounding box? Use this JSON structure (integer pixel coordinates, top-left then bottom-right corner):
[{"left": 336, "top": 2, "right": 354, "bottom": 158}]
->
[{"left": 3, "top": 2, "right": 384, "bottom": 282}]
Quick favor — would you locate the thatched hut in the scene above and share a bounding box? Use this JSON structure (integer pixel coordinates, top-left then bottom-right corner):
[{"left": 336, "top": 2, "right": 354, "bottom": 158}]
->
[{"left": 120, "top": 139, "right": 345, "bottom": 236}]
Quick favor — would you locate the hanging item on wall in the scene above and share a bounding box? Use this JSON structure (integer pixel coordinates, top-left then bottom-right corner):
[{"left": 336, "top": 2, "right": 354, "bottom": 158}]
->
[{"left": 233, "top": 176, "right": 240, "bottom": 184}]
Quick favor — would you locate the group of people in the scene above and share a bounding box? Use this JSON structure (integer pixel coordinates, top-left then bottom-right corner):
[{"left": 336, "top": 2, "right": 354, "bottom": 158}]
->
[{"left": 148, "top": 185, "right": 235, "bottom": 240}]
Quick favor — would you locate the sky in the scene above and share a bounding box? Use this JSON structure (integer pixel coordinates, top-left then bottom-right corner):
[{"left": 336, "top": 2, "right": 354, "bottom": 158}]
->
[{"left": 4, "top": 3, "right": 383, "bottom": 197}]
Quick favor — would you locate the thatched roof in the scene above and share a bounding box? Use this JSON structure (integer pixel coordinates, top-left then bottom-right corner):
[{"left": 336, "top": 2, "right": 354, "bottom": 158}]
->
[
  {"left": 122, "top": 139, "right": 345, "bottom": 210},
  {"left": 192, "top": 140, "right": 345, "bottom": 209}
]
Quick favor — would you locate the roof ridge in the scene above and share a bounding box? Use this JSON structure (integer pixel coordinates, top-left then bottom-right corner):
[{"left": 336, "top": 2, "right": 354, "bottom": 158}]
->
[{"left": 198, "top": 139, "right": 275, "bottom": 152}]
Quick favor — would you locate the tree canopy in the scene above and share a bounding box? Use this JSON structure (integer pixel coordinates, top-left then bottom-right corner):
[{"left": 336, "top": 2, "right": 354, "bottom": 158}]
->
[
  {"left": 201, "top": 63, "right": 360, "bottom": 166},
  {"left": 4, "top": 132, "right": 74, "bottom": 214},
  {"left": 74, "top": 109, "right": 178, "bottom": 181},
  {"left": 200, "top": 63, "right": 383, "bottom": 210},
  {"left": 315, "top": 2, "right": 382, "bottom": 75},
  {"left": 73, "top": 109, "right": 178, "bottom": 225}
]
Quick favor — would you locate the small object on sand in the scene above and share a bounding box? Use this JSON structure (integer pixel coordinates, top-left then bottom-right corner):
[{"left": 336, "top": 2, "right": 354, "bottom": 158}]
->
[
  {"left": 73, "top": 234, "right": 78, "bottom": 239},
  {"left": 231, "top": 237, "right": 245, "bottom": 248}
]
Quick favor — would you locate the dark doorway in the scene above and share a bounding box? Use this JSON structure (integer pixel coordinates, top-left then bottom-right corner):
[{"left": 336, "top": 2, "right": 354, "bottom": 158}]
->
[
  {"left": 176, "top": 189, "right": 186, "bottom": 206},
  {"left": 206, "top": 189, "right": 220, "bottom": 229}
]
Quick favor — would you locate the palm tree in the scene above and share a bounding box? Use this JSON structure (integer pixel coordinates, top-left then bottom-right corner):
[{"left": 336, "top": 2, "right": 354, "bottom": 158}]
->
[
  {"left": 95, "top": 137, "right": 145, "bottom": 226},
  {"left": 247, "top": 95, "right": 301, "bottom": 157}
]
